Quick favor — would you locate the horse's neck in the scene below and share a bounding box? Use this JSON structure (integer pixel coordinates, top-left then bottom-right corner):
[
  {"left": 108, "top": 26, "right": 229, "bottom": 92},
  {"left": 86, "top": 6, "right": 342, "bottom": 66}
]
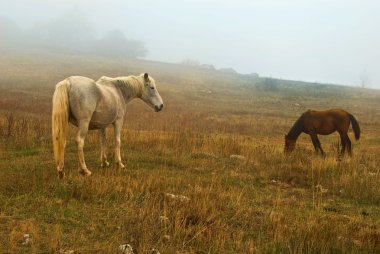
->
[
  {"left": 287, "top": 117, "right": 304, "bottom": 140},
  {"left": 112, "top": 77, "right": 142, "bottom": 103},
  {"left": 118, "top": 85, "right": 136, "bottom": 103},
  {"left": 288, "top": 127, "right": 302, "bottom": 140}
]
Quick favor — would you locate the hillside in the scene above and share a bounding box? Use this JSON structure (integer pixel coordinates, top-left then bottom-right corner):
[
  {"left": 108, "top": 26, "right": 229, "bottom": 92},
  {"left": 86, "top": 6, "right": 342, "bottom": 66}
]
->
[{"left": 0, "top": 51, "right": 379, "bottom": 253}]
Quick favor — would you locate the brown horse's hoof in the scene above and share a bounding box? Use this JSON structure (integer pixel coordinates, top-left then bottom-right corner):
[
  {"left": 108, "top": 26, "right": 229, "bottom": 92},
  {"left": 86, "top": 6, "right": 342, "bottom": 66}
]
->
[
  {"left": 58, "top": 171, "right": 65, "bottom": 179},
  {"left": 79, "top": 169, "right": 92, "bottom": 177}
]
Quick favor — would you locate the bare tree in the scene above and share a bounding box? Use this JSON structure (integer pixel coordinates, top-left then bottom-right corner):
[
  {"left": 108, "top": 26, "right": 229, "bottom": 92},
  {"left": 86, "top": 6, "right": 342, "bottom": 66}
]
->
[{"left": 359, "top": 72, "right": 370, "bottom": 88}]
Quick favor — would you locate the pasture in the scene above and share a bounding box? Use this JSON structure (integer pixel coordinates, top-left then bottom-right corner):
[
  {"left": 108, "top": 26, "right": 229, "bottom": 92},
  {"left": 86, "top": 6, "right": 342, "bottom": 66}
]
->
[{"left": 0, "top": 50, "right": 379, "bottom": 253}]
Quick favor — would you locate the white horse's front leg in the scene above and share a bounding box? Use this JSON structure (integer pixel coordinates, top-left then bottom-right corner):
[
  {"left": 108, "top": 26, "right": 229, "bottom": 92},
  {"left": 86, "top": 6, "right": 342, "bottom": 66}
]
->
[
  {"left": 76, "top": 121, "right": 92, "bottom": 176},
  {"left": 114, "top": 121, "right": 125, "bottom": 169},
  {"left": 99, "top": 128, "right": 110, "bottom": 167}
]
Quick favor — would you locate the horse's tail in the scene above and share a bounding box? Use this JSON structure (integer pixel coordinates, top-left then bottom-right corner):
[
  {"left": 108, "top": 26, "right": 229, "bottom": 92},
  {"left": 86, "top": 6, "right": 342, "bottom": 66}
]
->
[
  {"left": 349, "top": 113, "right": 360, "bottom": 140},
  {"left": 52, "top": 79, "right": 70, "bottom": 173}
]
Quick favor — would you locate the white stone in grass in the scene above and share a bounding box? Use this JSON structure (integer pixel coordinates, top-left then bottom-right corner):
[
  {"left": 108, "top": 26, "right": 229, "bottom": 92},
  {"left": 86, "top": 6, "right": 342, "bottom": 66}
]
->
[
  {"left": 315, "top": 184, "right": 328, "bottom": 193},
  {"left": 163, "top": 234, "right": 171, "bottom": 241},
  {"left": 150, "top": 249, "right": 161, "bottom": 254},
  {"left": 22, "top": 234, "right": 30, "bottom": 245},
  {"left": 119, "top": 244, "right": 134, "bottom": 254},
  {"left": 56, "top": 250, "right": 75, "bottom": 254},
  {"left": 165, "top": 193, "right": 190, "bottom": 202},
  {"left": 165, "top": 193, "right": 176, "bottom": 199},
  {"left": 159, "top": 215, "right": 170, "bottom": 224},
  {"left": 177, "top": 195, "right": 190, "bottom": 202},
  {"left": 230, "top": 154, "right": 246, "bottom": 160}
]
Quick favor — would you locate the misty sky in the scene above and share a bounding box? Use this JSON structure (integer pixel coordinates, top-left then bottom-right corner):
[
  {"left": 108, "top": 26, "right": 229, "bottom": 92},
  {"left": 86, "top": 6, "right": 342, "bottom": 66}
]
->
[{"left": 1, "top": 0, "right": 379, "bottom": 87}]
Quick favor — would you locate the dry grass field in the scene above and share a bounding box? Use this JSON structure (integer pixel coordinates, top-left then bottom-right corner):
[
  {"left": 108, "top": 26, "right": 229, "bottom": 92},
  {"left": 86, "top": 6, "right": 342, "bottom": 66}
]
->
[{"left": 0, "top": 50, "right": 379, "bottom": 253}]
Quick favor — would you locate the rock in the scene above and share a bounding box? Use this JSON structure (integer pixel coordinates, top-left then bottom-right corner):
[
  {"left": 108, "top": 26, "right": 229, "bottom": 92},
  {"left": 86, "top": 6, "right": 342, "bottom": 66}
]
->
[
  {"left": 163, "top": 234, "right": 171, "bottom": 242},
  {"left": 165, "top": 193, "right": 176, "bottom": 199},
  {"left": 177, "top": 195, "right": 190, "bottom": 202},
  {"left": 56, "top": 250, "right": 75, "bottom": 254},
  {"left": 159, "top": 215, "right": 170, "bottom": 224},
  {"left": 165, "top": 193, "right": 190, "bottom": 202},
  {"left": 22, "top": 234, "right": 30, "bottom": 245},
  {"left": 315, "top": 184, "right": 328, "bottom": 193},
  {"left": 119, "top": 244, "right": 134, "bottom": 254},
  {"left": 230, "top": 154, "right": 246, "bottom": 160},
  {"left": 200, "top": 89, "right": 212, "bottom": 94}
]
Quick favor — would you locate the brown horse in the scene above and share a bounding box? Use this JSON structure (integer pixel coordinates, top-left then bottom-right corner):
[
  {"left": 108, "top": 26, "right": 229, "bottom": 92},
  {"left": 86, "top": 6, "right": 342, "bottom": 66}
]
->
[{"left": 284, "top": 109, "right": 360, "bottom": 156}]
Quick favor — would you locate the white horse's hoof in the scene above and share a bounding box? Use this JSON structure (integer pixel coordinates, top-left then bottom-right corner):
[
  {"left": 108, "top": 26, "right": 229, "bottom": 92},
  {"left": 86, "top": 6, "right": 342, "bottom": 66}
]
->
[
  {"left": 117, "top": 162, "right": 125, "bottom": 169},
  {"left": 79, "top": 169, "right": 92, "bottom": 177},
  {"left": 101, "top": 161, "right": 110, "bottom": 168}
]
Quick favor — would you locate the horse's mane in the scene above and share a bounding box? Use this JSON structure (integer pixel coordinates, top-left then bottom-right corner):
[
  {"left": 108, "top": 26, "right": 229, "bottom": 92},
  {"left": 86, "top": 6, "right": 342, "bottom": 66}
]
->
[
  {"left": 99, "top": 75, "right": 144, "bottom": 97},
  {"left": 287, "top": 113, "right": 305, "bottom": 140}
]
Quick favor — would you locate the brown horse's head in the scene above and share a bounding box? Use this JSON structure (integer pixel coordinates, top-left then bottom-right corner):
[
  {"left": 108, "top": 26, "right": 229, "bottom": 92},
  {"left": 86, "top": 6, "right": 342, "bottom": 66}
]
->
[{"left": 284, "top": 135, "right": 296, "bottom": 153}]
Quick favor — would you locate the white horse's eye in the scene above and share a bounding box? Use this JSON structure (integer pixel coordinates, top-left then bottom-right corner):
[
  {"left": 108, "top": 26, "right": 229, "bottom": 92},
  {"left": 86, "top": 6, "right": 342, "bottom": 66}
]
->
[{"left": 150, "top": 87, "right": 155, "bottom": 90}]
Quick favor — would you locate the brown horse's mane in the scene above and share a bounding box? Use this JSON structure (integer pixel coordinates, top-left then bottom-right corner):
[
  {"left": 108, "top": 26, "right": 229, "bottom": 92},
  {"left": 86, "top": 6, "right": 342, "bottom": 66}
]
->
[{"left": 286, "top": 114, "right": 304, "bottom": 140}]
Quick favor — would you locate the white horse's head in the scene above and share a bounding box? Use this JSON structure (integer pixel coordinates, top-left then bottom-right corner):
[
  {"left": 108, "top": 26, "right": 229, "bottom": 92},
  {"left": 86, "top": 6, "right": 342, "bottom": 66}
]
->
[{"left": 140, "top": 73, "right": 164, "bottom": 112}]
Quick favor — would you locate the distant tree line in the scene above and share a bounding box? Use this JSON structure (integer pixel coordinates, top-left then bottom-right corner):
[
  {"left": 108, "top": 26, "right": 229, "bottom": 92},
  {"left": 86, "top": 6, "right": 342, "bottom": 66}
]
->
[{"left": 0, "top": 13, "right": 147, "bottom": 59}]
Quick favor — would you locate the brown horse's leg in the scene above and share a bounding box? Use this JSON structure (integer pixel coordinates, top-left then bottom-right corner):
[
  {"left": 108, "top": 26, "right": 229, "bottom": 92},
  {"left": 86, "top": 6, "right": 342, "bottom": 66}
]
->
[
  {"left": 344, "top": 134, "right": 352, "bottom": 156},
  {"left": 316, "top": 136, "right": 325, "bottom": 155},
  {"left": 310, "top": 133, "right": 324, "bottom": 155},
  {"left": 310, "top": 134, "right": 319, "bottom": 154},
  {"left": 339, "top": 133, "right": 347, "bottom": 156}
]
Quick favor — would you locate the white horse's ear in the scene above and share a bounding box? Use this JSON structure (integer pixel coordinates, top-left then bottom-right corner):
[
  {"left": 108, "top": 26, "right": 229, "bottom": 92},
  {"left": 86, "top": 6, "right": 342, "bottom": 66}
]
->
[{"left": 144, "top": 73, "right": 149, "bottom": 81}]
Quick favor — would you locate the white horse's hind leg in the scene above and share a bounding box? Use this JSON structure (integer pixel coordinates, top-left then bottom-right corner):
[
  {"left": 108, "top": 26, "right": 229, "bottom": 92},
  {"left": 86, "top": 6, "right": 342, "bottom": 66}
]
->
[
  {"left": 57, "top": 169, "right": 65, "bottom": 179},
  {"left": 99, "top": 128, "right": 110, "bottom": 167},
  {"left": 114, "top": 120, "right": 125, "bottom": 169},
  {"left": 76, "top": 121, "right": 92, "bottom": 176}
]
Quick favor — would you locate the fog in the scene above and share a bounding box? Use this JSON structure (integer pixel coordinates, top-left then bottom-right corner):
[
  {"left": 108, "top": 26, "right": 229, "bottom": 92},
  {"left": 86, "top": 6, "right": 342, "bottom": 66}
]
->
[{"left": 1, "top": 0, "right": 379, "bottom": 88}]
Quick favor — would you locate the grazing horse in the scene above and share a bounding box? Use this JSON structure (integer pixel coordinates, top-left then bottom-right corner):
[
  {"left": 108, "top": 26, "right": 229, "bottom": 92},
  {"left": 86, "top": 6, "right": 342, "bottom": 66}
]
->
[
  {"left": 52, "top": 73, "right": 163, "bottom": 178},
  {"left": 284, "top": 109, "right": 360, "bottom": 156}
]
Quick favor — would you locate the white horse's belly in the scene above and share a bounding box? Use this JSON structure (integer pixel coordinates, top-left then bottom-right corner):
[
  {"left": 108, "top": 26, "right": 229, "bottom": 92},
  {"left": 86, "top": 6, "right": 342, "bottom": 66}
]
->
[
  {"left": 88, "top": 111, "right": 116, "bottom": 130},
  {"left": 69, "top": 112, "right": 115, "bottom": 130},
  {"left": 88, "top": 122, "right": 110, "bottom": 130}
]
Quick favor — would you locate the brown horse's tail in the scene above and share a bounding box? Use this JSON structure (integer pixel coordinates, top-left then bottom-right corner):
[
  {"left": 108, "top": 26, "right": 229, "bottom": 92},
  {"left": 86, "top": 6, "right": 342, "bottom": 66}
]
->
[{"left": 349, "top": 114, "right": 360, "bottom": 140}]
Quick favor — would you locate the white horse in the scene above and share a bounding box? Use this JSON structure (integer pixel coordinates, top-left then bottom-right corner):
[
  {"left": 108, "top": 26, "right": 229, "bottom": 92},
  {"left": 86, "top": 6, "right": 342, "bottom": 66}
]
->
[{"left": 52, "top": 73, "right": 163, "bottom": 178}]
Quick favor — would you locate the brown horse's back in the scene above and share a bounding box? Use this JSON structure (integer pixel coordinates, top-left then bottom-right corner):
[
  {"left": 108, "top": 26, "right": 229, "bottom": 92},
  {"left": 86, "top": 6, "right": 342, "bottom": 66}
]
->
[
  {"left": 303, "top": 109, "right": 350, "bottom": 135},
  {"left": 285, "top": 108, "right": 359, "bottom": 155}
]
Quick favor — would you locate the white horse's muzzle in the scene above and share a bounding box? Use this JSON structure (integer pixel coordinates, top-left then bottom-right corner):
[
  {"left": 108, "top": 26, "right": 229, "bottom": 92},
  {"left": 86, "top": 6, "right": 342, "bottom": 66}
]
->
[{"left": 154, "top": 104, "right": 164, "bottom": 112}]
